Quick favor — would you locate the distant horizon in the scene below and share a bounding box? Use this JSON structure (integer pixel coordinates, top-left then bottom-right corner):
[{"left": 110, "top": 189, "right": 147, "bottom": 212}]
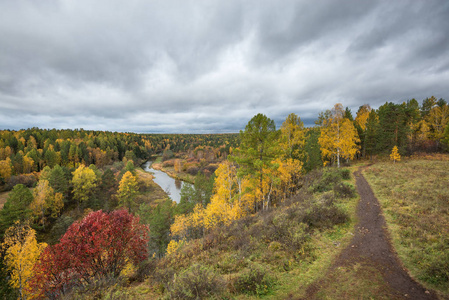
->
[{"left": 1, "top": 97, "right": 445, "bottom": 134}]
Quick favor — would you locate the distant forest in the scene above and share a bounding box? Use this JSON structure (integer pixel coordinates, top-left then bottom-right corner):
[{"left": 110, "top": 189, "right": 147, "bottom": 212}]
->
[{"left": 1, "top": 95, "right": 447, "bottom": 186}]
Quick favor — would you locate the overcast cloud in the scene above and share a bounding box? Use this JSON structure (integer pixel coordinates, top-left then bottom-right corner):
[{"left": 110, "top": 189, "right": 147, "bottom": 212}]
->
[{"left": 1, "top": 0, "right": 448, "bottom": 133}]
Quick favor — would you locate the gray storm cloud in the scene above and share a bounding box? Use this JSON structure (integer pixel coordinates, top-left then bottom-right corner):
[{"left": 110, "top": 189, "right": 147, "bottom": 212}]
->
[{"left": 1, "top": 0, "right": 448, "bottom": 133}]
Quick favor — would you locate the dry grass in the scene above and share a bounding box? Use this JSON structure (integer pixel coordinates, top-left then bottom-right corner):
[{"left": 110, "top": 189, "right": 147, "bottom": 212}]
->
[
  {"left": 364, "top": 158, "right": 449, "bottom": 294},
  {"left": 135, "top": 169, "right": 171, "bottom": 207}
]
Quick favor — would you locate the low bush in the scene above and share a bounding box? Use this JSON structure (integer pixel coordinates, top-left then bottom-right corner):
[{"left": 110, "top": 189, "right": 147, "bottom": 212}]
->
[
  {"left": 333, "top": 182, "right": 356, "bottom": 198},
  {"left": 310, "top": 169, "right": 342, "bottom": 192},
  {"left": 339, "top": 168, "right": 351, "bottom": 180},
  {"left": 303, "top": 202, "right": 348, "bottom": 229},
  {"left": 232, "top": 263, "right": 276, "bottom": 296},
  {"left": 167, "top": 264, "right": 226, "bottom": 299}
]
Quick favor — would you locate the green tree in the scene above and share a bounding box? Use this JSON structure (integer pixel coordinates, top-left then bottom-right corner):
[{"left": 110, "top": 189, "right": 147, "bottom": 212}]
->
[
  {"left": 365, "top": 110, "right": 379, "bottom": 160},
  {"left": 231, "top": 113, "right": 280, "bottom": 212},
  {"left": 118, "top": 171, "right": 139, "bottom": 213},
  {"left": 140, "top": 200, "right": 174, "bottom": 258},
  {"left": 303, "top": 128, "right": 322, "bottom": 172},
  {"left": 376, "top": 102, "right": 409, "bottom": 154},
  {"left": 0, "top": 185, "right": 33, "bottom": 236},
  {"left": 48, "top": 165, "right": 70, "bottom": 203},
  {"left": 99, "top": 168, "right": 118, "bottom": 211}
]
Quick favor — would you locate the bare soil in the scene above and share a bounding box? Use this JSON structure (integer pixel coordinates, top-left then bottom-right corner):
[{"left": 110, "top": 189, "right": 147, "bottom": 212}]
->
[{"left": 300, "top": 167, "right": 439, "bottom": 299}]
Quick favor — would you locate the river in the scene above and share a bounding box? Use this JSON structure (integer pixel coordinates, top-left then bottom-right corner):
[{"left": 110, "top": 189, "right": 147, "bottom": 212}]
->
[{"left": 142, "top": 161, "right": 187, "bottom": 203}]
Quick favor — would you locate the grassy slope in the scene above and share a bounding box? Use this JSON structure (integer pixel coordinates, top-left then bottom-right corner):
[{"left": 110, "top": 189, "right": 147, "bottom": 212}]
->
[
  {"left": 116, "top": 168, "right": 360, "bottom": 299},
  {"left": 364, "top": 157, "right": 449, "bottom": 295}
]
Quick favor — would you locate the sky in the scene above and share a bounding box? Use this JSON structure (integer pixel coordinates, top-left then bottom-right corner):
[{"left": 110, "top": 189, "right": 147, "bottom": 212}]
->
[{"left": 1, "top": 0, "right": 449, "bottom": 133}]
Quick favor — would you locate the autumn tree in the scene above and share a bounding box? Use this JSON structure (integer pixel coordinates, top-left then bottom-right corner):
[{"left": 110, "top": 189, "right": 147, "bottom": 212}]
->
[
  {"left": 2, "top": 222, "right": 47, "bottom": 300},
  {"left": 0, "top": 158, "right": 12, "bottom": 184},
  {"left": 30, "top": 180, "right": 64, "bottom": 230},
  {"left": 279, "top": 113, "right": 305, "bottom": 194},
  {"left": 319, "top": 104, "right": 360, "bottom": 167},
  {"left": 365, "top": 110, "right": 379, "bottom": 160},
  {"left": 0, "top": 184, "right": 33, "bottom": 236},
  {"left": 28, "top": 210, "right": 149, "bottom": 298},
  {"left": 390, "top": 146, "right": 401, "bottom": 163},
  {"left": 280, "top": 113, "right": 305, "bottom": 160},
  {"left": 427, "top": 103, "right": 448, "bottom": 147},
  {"left": 231, "top": 113, "right": 280, "bottom": 211},
  {"left": 355, "top": 104, "right": 372, "bottom": 157},
  {"left": 71, "top": 164, "right": 97, "bottom": 210},
  {"left": 118, "top": 171, "right": 139, "bottom": 213}
]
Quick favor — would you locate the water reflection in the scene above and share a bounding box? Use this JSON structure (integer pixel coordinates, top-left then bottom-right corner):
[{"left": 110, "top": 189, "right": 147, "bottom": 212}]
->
[
  {"left": 175, "top": 179, "right": 182, "bottom": 190},
  {"left": 142, "top": 161, "right": 187, "bottom": 203}
]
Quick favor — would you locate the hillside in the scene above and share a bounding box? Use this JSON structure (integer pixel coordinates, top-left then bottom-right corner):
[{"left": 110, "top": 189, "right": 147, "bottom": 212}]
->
[{"left": 75, "top": 167, "right": 358, "bottom": 299}]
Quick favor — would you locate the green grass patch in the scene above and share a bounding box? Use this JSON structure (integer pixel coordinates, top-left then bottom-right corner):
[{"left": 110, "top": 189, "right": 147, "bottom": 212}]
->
[
  {"left": 314, "top": 262, "right": 394, "bottom": 299},
  {"left": 364, "top": 159, "right": 449, "bottom": 294}
]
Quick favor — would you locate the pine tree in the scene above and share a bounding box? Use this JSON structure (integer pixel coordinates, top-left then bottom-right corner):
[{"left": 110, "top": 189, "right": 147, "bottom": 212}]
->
[{"left": 0, "top": 185, "right": 33, "bottom": 236}]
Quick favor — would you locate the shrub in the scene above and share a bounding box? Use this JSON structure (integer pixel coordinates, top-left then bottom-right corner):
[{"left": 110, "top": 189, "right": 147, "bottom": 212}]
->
[
  {"left": 232, "top": 264, "right": 276, "bottom": 296},
  {"left": 311, "top": 169, "right": 342, "bottom": 192},
  {"left": 167, "top": 264, "right": 226, "bottom": 299},
  {"left": 333, "top": 182, "right": 356, "bottom": 198},
  {"left": 339, "top": 168, "right": 351, "bottom": 180},
  {"left": 162, "top": 160, "right": 175, "bottom": 167},
  {"left": 303, "top": 202, "right": 348, "bottom": 229},
  {"left": 186, "top": 166, "right": 199, "bottom": 176},
  {"left": 28, "top": 210, "right": 150, "bottom": 298}
]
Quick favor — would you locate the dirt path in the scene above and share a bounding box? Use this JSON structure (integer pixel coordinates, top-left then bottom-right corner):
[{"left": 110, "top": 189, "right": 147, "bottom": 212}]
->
[{"left": 301, "top": 167, "right": 438, "bottom": 299}]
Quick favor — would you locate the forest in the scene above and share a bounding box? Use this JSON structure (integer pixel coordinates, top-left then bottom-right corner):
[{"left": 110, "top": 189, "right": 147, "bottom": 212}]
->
[{"left": 0, "top": 96, "right": 448, "bottom": 299}]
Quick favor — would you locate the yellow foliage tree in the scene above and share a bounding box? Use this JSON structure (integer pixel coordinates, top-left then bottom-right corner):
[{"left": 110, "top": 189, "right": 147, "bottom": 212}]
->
[
  {"left": 319, "top": 104, "right": 360, "bottom": 167},
  {"left": 118, "top": 171, "right": 139, "bottom": 213},
  {"left": 390, "top": 146, "right": 401, "bottom": 163},
  {"left": 0, "top": 157, "right": 12, "bottom": 183},
  {"left": 355, "top": 104, "right": 371, "bottom": 131},
  {"left": 2, "top": 222, "right": 47, "bottom": 300},
  {"left": 170, "top": 204, "right": 206, "bottom": 240},
  {"left": 427, "top": 104, "right": 449, "bottom": 141},
  {"left": 30, "top": 180, "right": 64, "bottom": 229},
  {"left": 22, "top": 156, "right": 34, "bottom": 174},
  {"left": 280, "top": 113, "right": 305, "bottom": 159},
  {"left": 174, "top": 159, "right": 182, "bottom": 173},
  {"left": 72, "top": 164, "right": 97, "bottom": 209}
]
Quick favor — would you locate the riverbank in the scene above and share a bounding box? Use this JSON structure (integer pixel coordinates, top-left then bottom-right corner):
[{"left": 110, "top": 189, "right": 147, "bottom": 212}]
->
[{"left": 150, "top": 160, "right": 195, "bottom": 184}]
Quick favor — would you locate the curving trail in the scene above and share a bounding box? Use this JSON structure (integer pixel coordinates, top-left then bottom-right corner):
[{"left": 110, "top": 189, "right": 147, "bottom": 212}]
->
[{"left": 300, "top": 167, "right": 439, "bottom": 300}]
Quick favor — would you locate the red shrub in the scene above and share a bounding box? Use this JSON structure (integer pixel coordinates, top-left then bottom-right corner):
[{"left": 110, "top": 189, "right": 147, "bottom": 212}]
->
[{"left": 29, "top": 210, "right": 149, "bottom": 298}]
